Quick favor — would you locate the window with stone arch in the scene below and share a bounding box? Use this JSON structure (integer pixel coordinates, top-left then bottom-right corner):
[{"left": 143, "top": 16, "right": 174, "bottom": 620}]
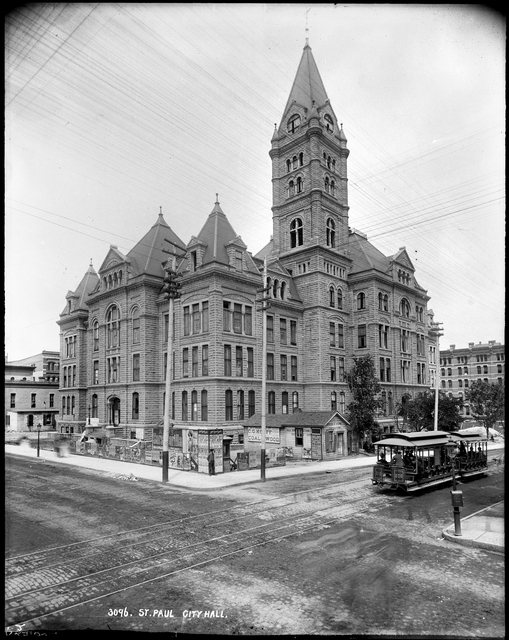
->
[
  {"left": 296, "top": 176, "right": 303, "bottom": 193},
  {"left": 330, "top": 180, "right": 336, "bottom": 196},
  {"left": 280, "top": 281, "right": 287, "bottom": 300},
  {"left": 337, "top": 287, "right": 343, "bottom": 309},
  {"left": 287, "top": 114, "right": 301, "bottom": 134},
  {"left": 329, "top": 285, "right": 335, "bottom": 308},
  {"left": 92, "top": 319, "right": 99, "bottom": 351},
  {"left": 272, "top": 279, "right": 279, "bottom": 298},
  {"left": 400, "top": 298, "right": 411, "bottom": 318},
  {"left": 290, "top": 218, "right": 303, "bottom": 248},
  {"left": 357, "top": 292, "right": 366, "bottom": 310},
  {"left": 324, "top": 176, "right": 330, "bottom": 193},
  {"left": 288, "top": 180, "right": 295, "bottom": 198},
  {"left": 326, "top": 218, "right": 336, "bottom": 248},
  {"left": 106, "top": 305, "right": 120, "bottom": 349}
]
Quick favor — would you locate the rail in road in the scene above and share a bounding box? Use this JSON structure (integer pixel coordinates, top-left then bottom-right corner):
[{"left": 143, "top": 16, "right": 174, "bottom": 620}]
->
[{"left": 5, "top": 478, "right": 402, "bottom": 630}]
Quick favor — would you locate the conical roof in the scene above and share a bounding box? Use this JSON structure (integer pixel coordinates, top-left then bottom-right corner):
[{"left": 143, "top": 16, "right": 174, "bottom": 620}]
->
[
  {"left": 62, "top": 260, "right": 99, "bottom": 314},
  {"left": 127, "top": 212, "right": 185, "bottom": 277},
  {"left": 281, "top": 43, "right": 329, "bottom": 122}
]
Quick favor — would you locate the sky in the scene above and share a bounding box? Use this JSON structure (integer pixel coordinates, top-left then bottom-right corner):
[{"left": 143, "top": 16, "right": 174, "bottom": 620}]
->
[{"left": 5, "top": 3, "right": 505, "bottom": 361}]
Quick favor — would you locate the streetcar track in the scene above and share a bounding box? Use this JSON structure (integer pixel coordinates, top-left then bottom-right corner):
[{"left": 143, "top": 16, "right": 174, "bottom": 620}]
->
[{"left": 5, "top": 481, "right": 396, "bottom": 629}]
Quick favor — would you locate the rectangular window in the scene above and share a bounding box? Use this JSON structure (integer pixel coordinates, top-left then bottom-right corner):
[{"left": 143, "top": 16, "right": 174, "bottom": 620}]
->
[
  {"left": 282, "top": 391, "right": 289, "bottom": 414},
  {"left": 202, "top": 302, "right": 209, "bottom": 333},
  {"left": 295, "top": 428, "right": 304, "bottom": 447},
  {"left": 401, "top": 360, "right": 410, "bottom": 383},
  {"left": 244, "top": 306, "right": 252, "bottom": 336},
  {"left": 223, "top": 301, "right": 231, "bottom": 331},
  {"left": 233, "top": 304, "right": 243, "bottom": 334},
  {"left": 280, "top": 319, "right": 287, "bottom": 345},
  {"left": 330, "top": 322, "right": 336, "bottom": 347},
  {"left": 182, "top": 391, "right": 188, "bottom": 421},
  {"left": 247, "top": 348, "right": 254, "bottom": 377},
  {"left": 31, "top": 393, "right": 36, "bottom": 408},
  {"left": 267, "top": 353, "right": 274, "bottom": 380},
  {"left": 183, "top": 307, "right": 190, "bottom": 337},
  {"left": 49, "top": 394, "right": 54, "bottom": 408},
  {"left": 235, "top": 250, "right": 242, "bottom": 271},
  {"left": 338, "top": 324, "right": 344, "bottom": 349},
  {"left": 268, "top": 391, "right": 275, "bottom": 415},
  {"left": 224, "top": 345, "right": 232, "bottom": 376},
  {"left": 331, "top": 356, "right": 336, "bottom": 381},
  {"left": 133, "top": 315, "right": 140, "bottom": 344},
  {"left": 192, "top": 304, "right": 201, "bottom": 334},
  {"left": 280, "top": 354, "right": 287, "bottom": 380},
  {"left": 401, "top": 329, "right": 409, "bottom": 353},
  {"left": 191, "top": 390, "right": 198, "bottom": 421},
  {"left": 267, "top": 315, "right": 274, "bottom": 343},
  {"left": 379, "top": 324, "right": 388, "bottom": 349},
  {"left": 380, "top": 357, "right": 385, "bottom": 382},
  {"left": 358, "top": 325, "right": 367, "bottom": 348},
  {"left": 92, "top": 394, "right": 98, "bottom": 418},
  {"left": 202, "top": 345, "right": 209, "bottom": 376},
  {"left": 225, "top": 390, "right": 233, "bottom": 421},
  {"left": 201, "top": 390, "right": 208, "bottom": 421},
  {"left": 108, "top": 357, "right": 119, "bottom": 383},
  {"left": 386, "top": 359, "right": 391, "bottom": 383},
  {"left": 132, "top": 393, "right": 139, "bottom": 420},
  {"left": 93, "top": 324, "right": 99, "bottom": 351},
  {"left": 291, "top": 356, "right": 298, "bottom": 381},
  {"left": 172, "top": 391, "right": 175, "bottom": 420},
  {"left": 133, "top": 354, "right": 140, "bottom": 381},
  {"left": 182, "top": 348, "right": 189, "bottom": 377},
  {"left": 237, "top": 390, "right": 244, "bottom": 420},
  {"left": 93, "top": 360, "right": 99, "bottom": 385},
  {"left": 290, "top": 320, "right": 297, "bottom": 345},
  {"left": 338, "top": 357, "right": 345, "bottom": 383},
  {"left": 236, "top": 346, "right": 243, "bottom": 376},
  {"left": 192, "top": 347, "right": 199, "bottom": 377},
  {"left": 248, "top": 390, "right": 255, "bottom": 417},
  {"left": 10, "top": 393, "right": 15, "bottom": 408}
]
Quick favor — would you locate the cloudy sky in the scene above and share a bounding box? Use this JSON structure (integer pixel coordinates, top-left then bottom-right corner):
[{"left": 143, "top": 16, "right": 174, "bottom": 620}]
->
[{"left": 5, "top": 3, "right": 505, "bottom": 361}]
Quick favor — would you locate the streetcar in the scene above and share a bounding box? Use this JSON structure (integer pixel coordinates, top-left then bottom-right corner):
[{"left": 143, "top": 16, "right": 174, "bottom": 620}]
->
[{"left": 371, "top": 430, "right": 488, "bottom": 492}]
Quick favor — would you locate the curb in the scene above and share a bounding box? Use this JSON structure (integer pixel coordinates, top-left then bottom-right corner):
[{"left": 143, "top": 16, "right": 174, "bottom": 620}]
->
[{"left": 442, "top": 500, "right": 504, "bottom": 553}]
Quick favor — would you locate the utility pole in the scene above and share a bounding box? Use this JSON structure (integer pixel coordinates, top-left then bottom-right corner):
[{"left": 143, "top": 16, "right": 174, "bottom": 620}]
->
[
  {"left": 161, "top": 254, "right": 182, "bottom": 483},
  {"left": 258, "top": 256, "right": 270, "bottom": 482},
  {"left": 430, "top": 320, "right": 443, "bottom": 431}
]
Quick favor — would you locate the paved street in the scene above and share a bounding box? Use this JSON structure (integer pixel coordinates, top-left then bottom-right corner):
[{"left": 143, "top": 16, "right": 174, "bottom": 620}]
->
[{"left": 5, "top": 453, "right": 505, "bottom": 635}]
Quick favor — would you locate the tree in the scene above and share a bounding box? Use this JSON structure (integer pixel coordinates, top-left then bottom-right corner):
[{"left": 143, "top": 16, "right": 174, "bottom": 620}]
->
[
  {"left": 467, "top": 380, "right": 505, "bottom": 438},
  {"left": 403, "top": 390, "right": 464, "bottom": 432},
  {"left": 346, "top": 355, "right": 383, "bottom": 449}
]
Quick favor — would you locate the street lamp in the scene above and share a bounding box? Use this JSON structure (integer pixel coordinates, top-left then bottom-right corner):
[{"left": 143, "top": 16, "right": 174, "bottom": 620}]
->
[
  {"left": 37, "top": 422, "right": 42, "bottom": 457},
  {"left": 446, "top": 441, "right": 463, "bottom": 536}
]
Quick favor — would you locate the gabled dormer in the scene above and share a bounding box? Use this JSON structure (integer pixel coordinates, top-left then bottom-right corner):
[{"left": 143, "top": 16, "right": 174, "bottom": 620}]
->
[
  {"left": 96, "top": 245, "right": 130, "bottom": 294},
  {"left": 390, "top": 247, "right": 415, "bottom": 287}
]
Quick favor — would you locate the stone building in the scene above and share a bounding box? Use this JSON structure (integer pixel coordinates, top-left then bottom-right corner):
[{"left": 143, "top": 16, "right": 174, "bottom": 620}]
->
[
  {"left": 440, "top": 340, "right": 505, "bottom": 418},
  {"left": 56, "top": 42, "right": 438, "bottom": 471}
]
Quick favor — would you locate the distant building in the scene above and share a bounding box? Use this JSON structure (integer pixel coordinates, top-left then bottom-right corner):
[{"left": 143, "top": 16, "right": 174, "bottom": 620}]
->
[
  {"left": 440, "top": 340, "right": 505, "bottom": 417},
  {"left": 5, "top": 352, "right": 60, "bottom": 431},
  {"left": 56, "top": 43, "right": 438, "bottom": 471}
]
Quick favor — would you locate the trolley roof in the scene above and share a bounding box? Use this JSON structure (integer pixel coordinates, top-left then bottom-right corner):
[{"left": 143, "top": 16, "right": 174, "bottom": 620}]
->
[{"left": 374, "top": 430, "right": 487, "bottom": 449}]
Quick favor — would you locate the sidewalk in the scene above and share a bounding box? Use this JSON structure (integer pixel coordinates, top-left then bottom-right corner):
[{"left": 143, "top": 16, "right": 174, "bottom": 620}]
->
[
  {"left": 6, "top": 442, "right": 504, "bottom": 552},
  {"left": 442, "top": 500, "right": 504, "bottom": 553}
]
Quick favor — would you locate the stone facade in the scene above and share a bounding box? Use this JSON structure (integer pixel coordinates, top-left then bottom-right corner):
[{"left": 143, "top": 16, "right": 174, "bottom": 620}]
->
[{"left": 56, "top": 43, "right": 439, "bottom": 468}]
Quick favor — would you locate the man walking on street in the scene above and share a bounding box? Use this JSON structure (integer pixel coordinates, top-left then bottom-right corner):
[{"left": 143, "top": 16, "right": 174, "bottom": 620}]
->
[{"left": 208, "top": 449, "right": 215, "bottom": 475}]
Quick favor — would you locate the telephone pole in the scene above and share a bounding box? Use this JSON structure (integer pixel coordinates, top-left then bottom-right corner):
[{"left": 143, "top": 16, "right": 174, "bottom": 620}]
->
[
  {"left": 430, "top": 320, "right": 443, "bottom": 431},
  {"left": 258, "top": 256, "right": 270, "bottom": 481}
]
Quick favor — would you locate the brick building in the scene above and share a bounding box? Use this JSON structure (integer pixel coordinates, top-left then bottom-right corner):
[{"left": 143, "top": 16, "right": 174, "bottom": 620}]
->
[
  {"left": 5, "top": 353, "right": 60, "bottom": 431},
  {"left": 440, "top": 340, "right": 505, "bottom": 418},
  {"left": 56, "top": 43, "right": 438, "bottom": 471}
]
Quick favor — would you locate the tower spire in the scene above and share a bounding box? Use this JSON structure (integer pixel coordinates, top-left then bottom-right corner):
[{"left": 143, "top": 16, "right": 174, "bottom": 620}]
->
[{"left": 305, "top": 8, "right": 310, "bottom": 46}]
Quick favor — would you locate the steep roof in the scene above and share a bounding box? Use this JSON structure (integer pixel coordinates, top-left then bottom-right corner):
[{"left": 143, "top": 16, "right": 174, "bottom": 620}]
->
[
  {"left": 348, "top": 231, "right": 392, "bottom": 275},
  {"left": 62, "top": 260, "right": 99, "bottom": 313},
  {"left": 281, "top": 43, "right": 329, "bottom": 121},
  {"left": 127, "top": 212, "right": 185, "bottom": 278},
  {"left": 193, "top": 198, "right": 259, "bottom": 274}
]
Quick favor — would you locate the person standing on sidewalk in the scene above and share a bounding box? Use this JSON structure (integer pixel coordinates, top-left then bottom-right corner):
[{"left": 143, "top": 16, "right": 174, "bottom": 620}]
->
[{"left": 208, "top": 449, "right": 215, "bottom": 475}]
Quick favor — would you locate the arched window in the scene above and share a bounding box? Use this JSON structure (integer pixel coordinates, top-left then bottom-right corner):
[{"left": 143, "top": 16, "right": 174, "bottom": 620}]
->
[
  {"left": 191, "top": 390, "right": 198, "bottom": 421},
  {"left": 132, "top": 392, "right": 139, "bottom": 420},
  {"left": 324, "top": 176, "right": 330, "bottom": 193},
  {"left": 286, "top": 159, "right": 291, "bottom": 172},
  {"left": 464, "top": 367, "right": 468, "bottom": 374},
  {"left": 326, "top": 218, "right": 335, "bottom": 247},
  {"left": 400, "top": 298, "right": 410, "bottom": 318},
  {"left": 292, "top": 156, "right": 298, "bottom": 170},
  {"left": 330, "top": 180, "right": 335, "bottom": 196},
  {"left": 329, "top": 285, "right": 335, "bottom": 308},
  {"left": 448, "top": 380, "right": 453, "bottom": 388},
  {"left": 483, "top": 365, "right": 488, "bottom": 374},
  {"left": 332, "top": 159, "right": 336, "bottom": 171},
  {"left": 477, "top": 366, "right": 482, "bottom": 374},
  {"left": 299, "top": 152, "right": 304, "bottom": 166},
  {"left": 324, "top": 114, "right": 334, "bottom": 132},
  {"left": 290, "top": 218, "right": 303, "bottom": 248},
  {"left": 201, "top": 390, "right": 208, "bottom": 421},
  {"left": 296, "top": 176, "right": 303, "bottom": 193},
  {"left": 106, "top": 305, "right": 120, "bottom": 348},
  {"left": 378, "top": 292, "right": 383, "bottom": 310},
  {"left": 92, "top": 393, "right": 98, "bottom": 418},
  {"left": 132, "top": 308, "right": 140, "bottom": 344},
  {"left": 292, "top": 391, "right": 299, "bottom": 412},
  {"left": 282, "top": 391, "right": 289, "bottom": 414},
  {"left": 288, "top": 180, "right": 295, "bottom": 197},
  {"left": 280, "top": 281, "right": 286, "bottom": 300},
  {"left": 272, "top": 279, "right": 279, "bottom": 298},
  {"left": 337, "top": 288, "right": 343, "bottom": 309},
  {"left": 331, "top": 391, "right": 337, "bottom": 411},
  {"left": 357, "top": 292, "right": 366, "bottom": 310},
  {"left": 340, "top": 391, "right": 346, "bottom": 414},
  {"left": 287, "top": 114, "right": 301, "bottom": 133},
  {"left": 327, "top": 156, "right": 331, "bottom": 169}
]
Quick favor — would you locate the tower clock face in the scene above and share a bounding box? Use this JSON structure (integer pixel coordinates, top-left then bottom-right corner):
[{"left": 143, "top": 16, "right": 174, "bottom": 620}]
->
[{"left": 324, "top": 114, "right": 334, "bottom": 132}]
